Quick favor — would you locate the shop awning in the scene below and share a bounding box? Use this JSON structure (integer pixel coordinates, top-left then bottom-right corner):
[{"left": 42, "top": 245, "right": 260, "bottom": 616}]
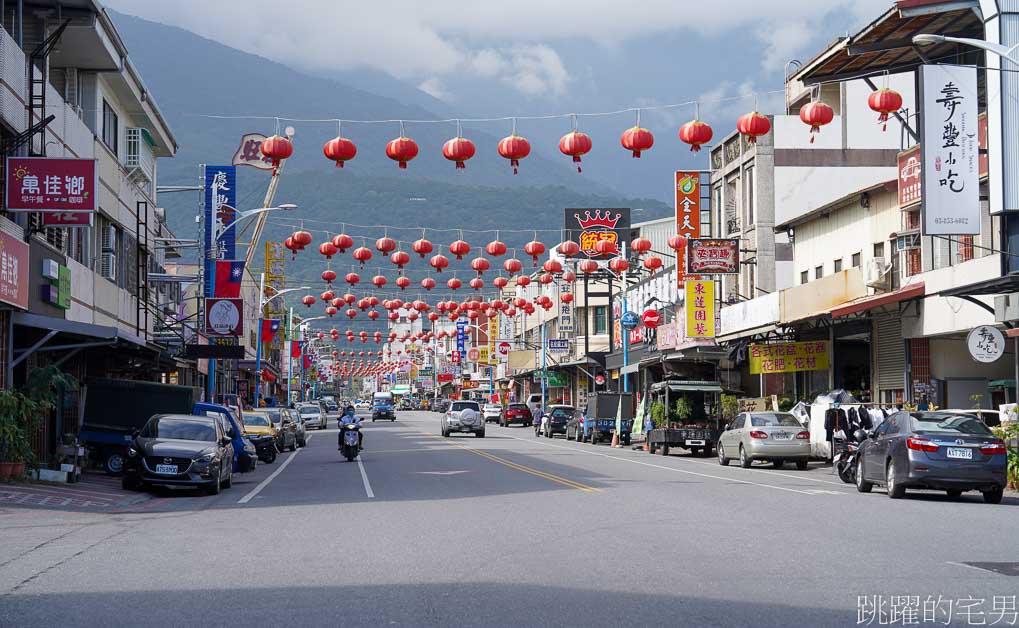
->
[
  {"left": 12, "top": 311, "right": 151, "bottom": 368},
  {"left": 391, "top": 386, "right": 411, "bottom": 395},
  {"left": 621, "top": 363, "right": 639, "bottom": 375},
  {"left": 716, "top": 323, "right": 779, "bottom": 344},
  {"left": 549, "top": 356, "right": 599, "bottom": 369},
  {"left": 831, "top": 282, "right": 925, "bottom": 318},
  {"left": 651, "top": 380, "right": 723, "bottom": 394}
]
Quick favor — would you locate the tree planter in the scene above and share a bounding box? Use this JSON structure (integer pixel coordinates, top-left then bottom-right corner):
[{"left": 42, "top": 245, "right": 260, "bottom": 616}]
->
[{"left": 0, "top": 461, "right": 25, "bottom": 480}]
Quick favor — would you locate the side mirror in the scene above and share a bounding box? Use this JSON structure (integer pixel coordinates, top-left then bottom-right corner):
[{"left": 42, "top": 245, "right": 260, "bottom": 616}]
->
[
  {"left": 221, "top": 436, "right": 231, "bottom": 446},
  {"left": 131, "top": 429, "right": 141, "bottom": 439},
  {"left": 853, "top": 429, "right": 869, "bottom": 442}
]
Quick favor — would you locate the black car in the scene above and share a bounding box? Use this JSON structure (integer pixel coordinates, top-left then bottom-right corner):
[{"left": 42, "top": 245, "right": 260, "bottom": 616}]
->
[
  {"left": 122, "top": 414, "right": 234, "bottom": 495},
  {"left": 433, "top": 399, "right": 450, "bottom": 413},
  {"left": 543, "top": 405, "right": 576, "bottom": 438}
]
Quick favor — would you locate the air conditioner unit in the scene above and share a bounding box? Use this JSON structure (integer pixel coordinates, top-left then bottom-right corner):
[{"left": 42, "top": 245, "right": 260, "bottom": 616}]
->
[
  {"left": 102, "top": 224, "right": 116, "bottom": 251},
  {"left": 101, "top": 252, "right": 117, "bottom": 281},
  {"left": 865, "top": 256, "right": 889, "bottom": 288}
]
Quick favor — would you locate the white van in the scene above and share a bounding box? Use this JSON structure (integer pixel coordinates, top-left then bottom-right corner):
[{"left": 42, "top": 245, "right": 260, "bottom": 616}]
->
[{"left": 526, "top": 394, "right": 543, "bottom": 417}]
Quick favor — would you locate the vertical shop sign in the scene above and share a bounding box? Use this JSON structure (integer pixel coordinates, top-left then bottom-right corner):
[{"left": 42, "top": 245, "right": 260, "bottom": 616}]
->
[
  {"left": 675, "top": 171, "right": 701, "bottom": 287},
  {"left": 685, "top": 279, "right": 715, "bottom": 338}
]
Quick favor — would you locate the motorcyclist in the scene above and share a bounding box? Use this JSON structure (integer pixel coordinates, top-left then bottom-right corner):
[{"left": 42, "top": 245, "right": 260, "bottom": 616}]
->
[{"left": 338, "top": 405, "right": 364, "bottom": 451}]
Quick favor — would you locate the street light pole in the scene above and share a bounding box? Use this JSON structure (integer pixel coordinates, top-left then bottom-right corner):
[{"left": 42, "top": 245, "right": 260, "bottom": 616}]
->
[
  {"left": 621, "top": 241, "right": 630, "bottom": 394},
  {"left": 254, "top": 276, "right": 310, "bottom": 406}
]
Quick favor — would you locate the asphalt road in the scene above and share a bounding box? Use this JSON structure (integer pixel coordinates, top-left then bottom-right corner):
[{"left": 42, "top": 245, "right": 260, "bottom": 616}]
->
[{"left": 2, "top": 410, "right": 1018, "bottom": 627}]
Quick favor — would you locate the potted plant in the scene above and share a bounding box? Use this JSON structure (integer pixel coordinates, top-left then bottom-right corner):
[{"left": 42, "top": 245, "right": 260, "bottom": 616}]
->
[
  {"left": 0, "top": 390, "right": 37, "bottom": 480},
  {"left": 672, "top": 397, "right": 692, "bottom": 428},
  {"left": 649, "top": 401, "right": 667, "bottom": 430}
]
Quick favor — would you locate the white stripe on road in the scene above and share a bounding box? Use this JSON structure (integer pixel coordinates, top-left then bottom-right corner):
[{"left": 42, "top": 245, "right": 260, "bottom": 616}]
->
[
  {"left": 357, "top": 458, "right": 374, "bottom": 498},
  {"left": 237, "top": 434, "right": 312, "bottom": 504}
]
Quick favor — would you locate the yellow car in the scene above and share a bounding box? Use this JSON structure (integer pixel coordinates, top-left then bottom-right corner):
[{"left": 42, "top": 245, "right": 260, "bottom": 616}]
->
[{"left": 243, "top": 411, "right": 278, "bottom": 439}]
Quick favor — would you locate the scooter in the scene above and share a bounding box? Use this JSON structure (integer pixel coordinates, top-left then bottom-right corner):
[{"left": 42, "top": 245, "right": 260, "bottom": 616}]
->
[
  {"left": 834, "top": 439, "right": 860, "bottom": 484},
  {"left": 340, "top": 424, "right": 362, "bottom": 462},
  {"left": 249, "top": 434, "right": 278, "bottom": 464}
]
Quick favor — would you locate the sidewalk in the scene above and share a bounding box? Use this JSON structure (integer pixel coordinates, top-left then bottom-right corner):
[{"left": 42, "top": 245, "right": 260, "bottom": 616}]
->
[{"left": 0, "top": 474, "right": 152, "bottom": 512}]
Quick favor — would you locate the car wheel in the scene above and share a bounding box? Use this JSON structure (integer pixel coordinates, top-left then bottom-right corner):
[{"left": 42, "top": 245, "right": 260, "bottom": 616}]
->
[
  {"left": 299, "top": 439, "right": 306, "bottom": 448},
  {"left": 739, "top": 446, "right": 751, "bottom": 468},
  {"left": 104, "top": 450, "right": 125, "bottom": 475},
  {"left": 772, "top": 459, "right": 784, "bottom": 469},
  {"left": 690, "top": 447, "right": 701, "bottom": 457},
  {"left": 659, "top": 445, "right": 669, "bottom": 456},
  {"left": 946, "top": 489, "right": 963, "bottom": 499},
  {"left": 266, "top": 449, "right": 277, "bottom": 464},
  {"left": 796, "top": 459, "right": 808, "bottom": 470},
  {"left": 855, "top": 458, "right": 873, "bottom": 493},
  {"left": 886, "top": 460, "right": 905, "bottom": 499},
  {"left": 206, "top": 473, "right": 221, "bottom": 496},
  {"left": 717, "top": 444, "right": 730, "bottom": 466},
  {"left": 223, "top": 470, "right": 233, "bottom": 489},
  {"left": 476, "top": 430, "right": 485, "bottom": 438},
  {"left": 983, "top": 487, "right": 1004, "bottom": 504}
]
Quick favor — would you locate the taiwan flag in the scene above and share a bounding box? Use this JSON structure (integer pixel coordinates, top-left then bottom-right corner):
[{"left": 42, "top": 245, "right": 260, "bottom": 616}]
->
[
  {"left": 214, "top": 260, "right": 245, "bottom": 297},
  {"left": 303, "top": 354, "right": 312, "bottom": 369},
  {"left": 290, "top": 340, "right": 303, "bottom": 358},
  {"left": 260, "top": 319, "right": 281, "bottom": 343}
]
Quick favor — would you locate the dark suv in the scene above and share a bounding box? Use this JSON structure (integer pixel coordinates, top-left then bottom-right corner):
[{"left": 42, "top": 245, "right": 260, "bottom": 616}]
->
[{"left": 542, "top": 405, "right": 576, "bottom": 438}]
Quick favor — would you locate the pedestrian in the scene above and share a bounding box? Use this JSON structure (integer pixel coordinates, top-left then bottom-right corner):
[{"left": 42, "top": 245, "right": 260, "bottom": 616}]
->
[
  {"left": 532, "top": 405, "right": 544, "bottom": 436},
  {"left": 917, "top": 394, "right": 930, "bottom": 411}
]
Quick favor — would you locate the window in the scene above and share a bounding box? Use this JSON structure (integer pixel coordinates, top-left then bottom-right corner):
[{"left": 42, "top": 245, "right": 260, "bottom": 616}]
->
[
  {"left": 744, "top": 166, "right": 755, "bottom": 225},
  {"left": 873, "top": 242, "right": 885, "bottom": 259},
  {"left": 593, "top": 306, "right": 607, "bottom": 335},
  {"left": 906, "top": 249, "right": 922, "bottom": 277},
  {"left": 102, "top": 100, "right": 118, "bottom": 156},
  {"left": 833, "top": 258, "right": 843, "bottom": 273},
  {"left": 815, "top": 265, "right": 823, "bottom": 279},
  {"left": 801, "top": 270, "right": 809, "bottom": 284},
  {"left": 959, "top": 235, "right": 974, "bottom": 262},
  {"left": 852, "top": 252, "right": 861, "bottom": 267}
]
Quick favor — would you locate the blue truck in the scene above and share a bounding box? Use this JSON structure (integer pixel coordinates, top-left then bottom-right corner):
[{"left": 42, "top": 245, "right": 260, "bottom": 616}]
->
[
  {"left": 78, "top": 379, "right": 256, "bottom": 475},
  {"left": 579, "top": 392, "right": 634, "bottom": 446}
]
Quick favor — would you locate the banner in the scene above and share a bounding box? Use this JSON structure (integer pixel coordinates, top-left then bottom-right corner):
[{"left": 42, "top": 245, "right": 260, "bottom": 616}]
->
[
  {"left": 204, "top": 166, "right": 237, "bottom": 300},
  {"left": 563, "top": 208, "right": 631, "bottom": 258},
  {"left": 5, "top": 157, "right": 97, "bottom": 213},
  {"left": 748, "top": 341, "right": 830, "bottom": 375},
  {"left": 558, "top": 279, "right": 575, "bottom": 333},
  {"left": 897, "top": 145, "right": 921, "bottom": 208},
  {"left": 920, "top": 64, "right": 979, "bottom": 233},
  {"left": 687, "top": 239, "right": 739, "bottom": 274},
  {"left": 685, "top": 280, "right": 715, "bottom": 338},
  {"left": 675, "top": 172, "right": 702, "bottom": 287},
  {"left": 0, "top": 230, "right": 29, "bottom": 310},
  {"left": 232, "top": 133, "right": 274, "bottom": 171}
]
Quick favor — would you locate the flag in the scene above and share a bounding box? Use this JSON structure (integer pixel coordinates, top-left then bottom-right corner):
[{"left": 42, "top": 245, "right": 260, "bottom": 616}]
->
[
  {"left": 214, "top": 260, "right": 245, "bottom": 298},
  {"left": 632, "top": 393, "right": 646, "bottom": 435},
  {"left": 260, "top": 319, "right": 281, "bottom": 343},
  {"left": 290, "top": 340, "right": 303, "bottom": 358},
  {"left": 303, "top": 354, "right": 312, "bottom": 369},
  {"left": 615, "top": 395, "right": 623, "bottom": 435}
]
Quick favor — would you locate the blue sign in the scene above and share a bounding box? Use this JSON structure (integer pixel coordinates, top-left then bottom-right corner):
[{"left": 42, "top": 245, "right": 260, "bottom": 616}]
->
[
  {"left": 203, "top": 165, "right": 237, "bottom": 297},
  {"left": 546, "top": 339, "right": 570, "bottom": 354},
  {"left": 620, "top": 311, "right": 640, "bottom": 330},
  {"left": 456, "top": 317, "right": 467, "bottom": 355}
]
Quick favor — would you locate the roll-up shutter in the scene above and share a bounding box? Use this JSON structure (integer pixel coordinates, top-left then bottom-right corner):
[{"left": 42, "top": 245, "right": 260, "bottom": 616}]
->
[{"left": 875, "top": 317, "right": 905, "bottom": 391}]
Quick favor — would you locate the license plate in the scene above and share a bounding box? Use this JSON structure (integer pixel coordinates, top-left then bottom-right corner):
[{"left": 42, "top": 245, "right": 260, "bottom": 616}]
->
[
  {"left": 155, "top": 464, "right": 177, "bottom": 474},
  {"left": 687, "top": 439, "right": 705, "bottom": 446},
  {"left": 773, "top": 433, "right": 792, "bottom": 440},
  {"left": 947, "top": 447, "right": 973, "bottom": 460},
  {"left": 344, "top": 432, "right": 359, "bottom": 445}
]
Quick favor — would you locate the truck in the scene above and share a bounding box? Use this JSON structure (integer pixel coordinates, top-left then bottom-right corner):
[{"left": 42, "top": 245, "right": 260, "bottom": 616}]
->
[
  {"left": 580, "top": 392, "right": 634, "bottom": 446},
  {"left": 645, "top": 380, "right": 723, "bottom": 457}
]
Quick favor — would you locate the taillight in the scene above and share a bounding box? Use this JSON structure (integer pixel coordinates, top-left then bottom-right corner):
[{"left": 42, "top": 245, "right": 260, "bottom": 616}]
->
[
  {"left": 980, "top": 442, "right": 1007, "bottom": 456},
  {"left": 749, "top": 430, "right": 768, "bottom": 439},
  {"left": 795, "top": 431, "right": 810, "bottom": 440},
  {"left": 906, "top": 437, "right": 939, "bottom": 452}
]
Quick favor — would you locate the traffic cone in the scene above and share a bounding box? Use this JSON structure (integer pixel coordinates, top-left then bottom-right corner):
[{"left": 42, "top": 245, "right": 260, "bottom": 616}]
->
[{"left": 611, "top": 432, "right": 620, "bottom": 448}]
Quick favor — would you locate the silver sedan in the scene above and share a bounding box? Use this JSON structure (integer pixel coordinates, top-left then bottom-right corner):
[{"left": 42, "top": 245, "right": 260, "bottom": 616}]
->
[{"left": 717, "top": 411, "right": 811, "bottom": 469}]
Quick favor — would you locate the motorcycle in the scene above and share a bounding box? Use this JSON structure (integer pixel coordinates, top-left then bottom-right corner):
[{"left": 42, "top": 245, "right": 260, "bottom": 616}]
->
[
  {"left": 834, "top": 435, "right": 863, "bottom": 484},
  {"left": 249, "top": 434, "right": 278, "bottom": 464},
  {"left": 340, "top": 423, "right": 361, "bottom": 462}
]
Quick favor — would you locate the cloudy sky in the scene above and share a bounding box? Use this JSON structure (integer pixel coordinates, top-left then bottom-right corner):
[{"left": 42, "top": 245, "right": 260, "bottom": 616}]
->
[{"left": 105, "top": 0, "right": 889, "bottom": 114}]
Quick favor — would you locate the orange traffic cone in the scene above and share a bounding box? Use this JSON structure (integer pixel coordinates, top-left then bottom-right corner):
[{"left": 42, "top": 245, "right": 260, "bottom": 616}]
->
[{"left": 611, "top": 432, "right": 620, "bottom": 448}]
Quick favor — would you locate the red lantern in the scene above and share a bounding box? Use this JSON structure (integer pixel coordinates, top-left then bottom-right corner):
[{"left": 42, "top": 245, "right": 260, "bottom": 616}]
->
[
  {"left": 352, "top": 246, "right": 372, "bottom": 268},
  {"left": 497, "top": 134, "right": 531, "bottom": 174},
  {"left": 260, "top": 134, "right": 293, "bottom": 174},
  {"left": 375, "top": 237, "right": 397, "bottom": 255},
  {"left": 368, "top": 310, "right": 379, "bottom": 320},
  {"left": 523, "top": 240, "right": 545, "bottom": 266},
  {"left": 470, "top": 257, "right": 490, "bottom": 276},
  {"left": 428, "top": 312, "right": 439, "bottom": 322},
  {"left": 345, "top": 272, "right": 360, "bottom": 287},
  {"left": 469, "top": 277, "right": 484, "bottom": 290},
  {"left": 323, "top": 136, "right": 357, "bottom": 168},
  {"left": 390, "top": 250, "right": 411, "bottom": 273},
  {"left": 344, "top": 293, "right": 356, "bottom": 304},
  {"left": 412, "top": 238, "right": 433, "bottom": 258},
  {"left": 442, "top": 136, "right": 476, "bottom": 170},
  {"left": 467, "top": 310, "right": 480, "bottom": 320},
  {"left": 345, "top": 308, "right": 358, "bottom": 319},
  {"left": 679, "top": 119, "right": 713, "bottom": 153},
  {"left": 493, "top": 276, "right": 508, "bottom": 289},
  {"left": 332, "top": 233, "right": 354, "bottom": 254},
  {"left": 321, "top": 269, "right": 337, "bottom": 285},
  {"left": 421, "top": 277, "right": 436, "bottom": 291},
  {"left": 561, "top": 292, "right": 574, "bottom": 304},
  {"left": 558, "top": 240, "right": 580, "bottom": 257},
  {"left": 516, "top": 275, "right": 531, "bottom": 287},
  {"left": 485, "top": 240, "right": 507, "bottom": 257},
  {"left": 539, "top": 272, "right": 554, "bottom": 285},
  {"left": 396, "top": 276, "right": 411, "bottom": 291},
  {"left": 867, "top": 88, "right": 903, "bottom": 131},
  {"left": 388, "top": 312, "right": 399, "bottom": 321},
  {"left": 372, "top": 275, "right": 387, "bottom": 288},
  {"left": 594, "top": 239, "right": 617, "bottom": 256},
  {"left": 630, "top": 237, "right": 652, "bottom": 256},
  {"left": 320, "top": 290, "right": 335, "bottom": 303},
  {"left": 799, "top": 101, "right": 834, "bottom": 143},
  {"left": 503, "top": 258, "right": 523, "bottom": 276},
  {"left": 667, "top": 235, "right": 688, "bottom": 251},
  {"left": 737, "top": 111, "right": 771, "bottom": 144},
  {"left": 563, "top": 270, "right": 576, "bottom": 283},
  {"left": 430, "top": 254, "right": 449, "bottom": 273},
  {"left": 292, "top": 230, "right": 313, "bottom": 248},
  {"left": 386, "top": 136, "right": 419, "bottom": 169},
  {"left": 608, "top": 257, "right": 628, "bottom": 273},
  {"left": 301, "top": 295, "right": 315, "bottom": 308},
  {"left": 559, "top": 131, "right": 592, "bottom": 173},
  {"left": 580, "top": 260, "right": 599, "bottom": 274},
  {"left": 449, "top": 240, "right": 471, "bottom": 260},
  {"left": 543, "top": 259, "right": 562, "bottom": 274},
  {"left": 326, "top": 306, "right": 338, "bottom": 317},
  {"left": 643, "top": 256, "right": 664, "bottom": 271},
  {"left": 620, "top": 126, "right": 654, "bottom": 158},
  {"left": 447, "top": 278, "right": 462, "bottom": 291},
  {"left": 285, "top": 237, "right": 300, "bottom": 259},
  {"left": 319, "top": 241, "right": 338, "bottom": 260}
]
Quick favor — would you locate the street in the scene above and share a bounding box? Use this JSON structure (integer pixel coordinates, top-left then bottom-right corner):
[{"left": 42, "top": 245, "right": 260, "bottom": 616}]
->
[{"left": 2, "top": 411, "right": 1017, "bottom": 627}]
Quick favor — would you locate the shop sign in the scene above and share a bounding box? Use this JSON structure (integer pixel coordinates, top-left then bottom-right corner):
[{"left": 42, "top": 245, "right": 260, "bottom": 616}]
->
[
  {"left": 264, "top": 241, "right": 286, "bottom": 310},
  {"left": 5, "top": 157, "right": 97, "bottom": 214},
  {"left": 966, "top": 325, "right": 1005, "bottom": 363},
  {"left": 232, "top": 132, "right": 274, "bottom": 171},
  {"left": 920, "top": 64, "right": 979, "bottom": 233},
  {"left": 488, "top": 314, "right": 499, "bottom": 365},
  {"left": 687, "top": 238, "right": 739, "bottom": 274},
  {"left": 737, "top": 397, "right": 778, "bottom": 413},
  {"left": 748, "top": 341, "right": 829, "bottom": 375},
  {"left": 897, "top": 145, "right": 921, "bottom": 208},
  {"left": 685, "top": 280, "right": 715, "bottom": 338},
  {"left": 205, "top": 298, "right": 243, "bottom": 336},
  {"left": 533, "top": 371, "right": 567, "bottom": 387},
  {"left": 0, "top": 230, "right": 28, "bottom": 310},
  {"left": 547, "top": 338, "right": 570, "bottom": 354},
  {"left": 558, "top": 279, "right": 575, "bottom": 333},
  {"left": 563, "top": 208, "right": 631, "bottom": 258},
  {"left": 675, "top": 171, "right": 702, "bottom": 287},
  {"left": 437, "top": 373, "right": 454, "bottom": 383},
  {"left": 478, "top": 346, "right": 490, "bottom": 363},
  {"left": 657, "top": 312, "right": 679, "bottom": 350},
  {"left": 496, "top": 341, "right": 511, "bottom": 357},
  {"left": 595, "top": 374, "right": 606, "bottom": 386}
]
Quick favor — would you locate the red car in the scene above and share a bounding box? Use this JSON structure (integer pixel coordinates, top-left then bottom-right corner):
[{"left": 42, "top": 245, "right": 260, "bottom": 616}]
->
[{"left": 500, "top": 403, "right": 533, "bottom": 427}]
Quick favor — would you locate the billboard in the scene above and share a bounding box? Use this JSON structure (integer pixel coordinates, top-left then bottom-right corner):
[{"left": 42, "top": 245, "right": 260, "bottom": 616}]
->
[
  {"left": 749, "top": 341, "right": 830, "bottom": 375},
  {"left": 687, "top": 239, "right": 739, "bottom": 274},
  {"left": 0, "top": 230, "right": 29, "bottom": 310},
  {"left": 675, "top": 172, "right": 702, "bottom": 286},
  {"left": 684, "top": 280, "right": 715, "bottom": 338},
  {"left": 563, "top": 208, "right": 631, "bottom": 258},
  {"left": 6, "top": 157, "right": 97, "bottom": 227}
]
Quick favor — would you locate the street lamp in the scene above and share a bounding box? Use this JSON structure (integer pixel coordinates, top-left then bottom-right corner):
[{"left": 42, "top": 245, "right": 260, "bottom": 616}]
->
[
  {"left": 254, "top": 275, "right": 310, "bottom": 405},
  {"left": 912, "top": 33, "right": 1019, "bottom": 66},
  {"left": 291, "top": 315, "right": 328, "bottom": 404}
]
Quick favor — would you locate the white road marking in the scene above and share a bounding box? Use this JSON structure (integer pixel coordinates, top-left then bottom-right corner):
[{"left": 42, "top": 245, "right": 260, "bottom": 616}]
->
[
  {"left": 357, "top": 458, "right": 374, "bottom": 498},
  {"left": 416, "top": 470, "right": 470, "bottom": 476},
  {"left": 945, "top": 561, "right": 998, "bottom": 574},
  {"left": 237, "top": 434, "right": 312, "bottom": 504}
]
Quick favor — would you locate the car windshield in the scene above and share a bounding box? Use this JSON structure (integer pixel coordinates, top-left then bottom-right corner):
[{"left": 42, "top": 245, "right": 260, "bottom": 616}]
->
[
  {"left": 551, "top": 408, "right": 575, "bottom": 418},
  {"left": 299, "top": 406, "right": 319, "bottom": 416},
  {"left": 452, "top": 402, "right": 479, "bottom": 411},
  {"left": 485, "top": 405, "right": 501, "bottom": 410},
  {"left": 508, "top": 404, "right": 527, "bottom": 410},
  {"left": 911, "top": 412, "right": 993, "bottom": 435},
  {"left": 245, "top": 414, "right": 270, "bottom": 427},
  {"left": 143, "top": 417, "right": 216, "bottom": 442},
  {"left": 749, "top": 413, "right": 802, "bottom": 427}
]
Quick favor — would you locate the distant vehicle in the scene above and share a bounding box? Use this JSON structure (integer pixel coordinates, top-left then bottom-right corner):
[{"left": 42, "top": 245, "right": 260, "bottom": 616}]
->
[
  {"left": 282, "top": 407, "right": 307, "bottom": 448},
  {"left": 372, "top": 392, "right": 396, "bottom": 422},
  {"left": 325, "top": 401, "right": 339, "bottom": 413},
  {"left": 525, "top": 393, "right": 543, "bottom": 417},
  {"left": 542, "top": 405, "right": 575, "bottom": 438},
  {"left": 482, "top": 404, "right": 503, "bottom": 423},
  {"left": 442, "top": 400, "right": 484, "bottom": 438},
  {"left": 717, "top": 412, "right": 810, "bottom": 469},
  {"left": 432, "top": 399, "right": 450, "bottom": 414},
  {"left": 121, "top": 414, "right": 233, "bottom": 495},
  {"left": 855, "top": 411, "right": 1007, "bottom": 503},
  {"left": 500, "top": 403, "right": 532, "bottom": 427},
  {"left": 354, "top": 400, "right": 371, "bottom": 411},
  {"left": 297, "top": 403, "right": 327, "bottom": 430}
]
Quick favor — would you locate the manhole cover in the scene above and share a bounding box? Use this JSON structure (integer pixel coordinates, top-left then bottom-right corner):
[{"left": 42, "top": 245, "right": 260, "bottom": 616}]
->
[{"left": 962, "top": 562, "right": 1019, "bottom": 576}]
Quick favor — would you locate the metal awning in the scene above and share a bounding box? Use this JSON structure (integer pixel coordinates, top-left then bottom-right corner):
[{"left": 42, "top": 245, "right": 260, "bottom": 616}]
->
[
  {"left": 548, "top": 356, "right": 599, "bottom": 369},
  {"left": 716, "top": 323, "right": 779, "bottom": 344},
  {"left": 938, "top": 274, "right": 1019, "bottom": 297},
  {"left": 12, "top": 311, "right": 151, "bottom": 368},
  {"left": 621, "top": 363, "right": 639, "bottom": 375},
  {"left": 831, "top": 282, "right": 925, "bottom": 318},
  {"left": 650, "top": 380, "right": 723, "bottom": 393}
]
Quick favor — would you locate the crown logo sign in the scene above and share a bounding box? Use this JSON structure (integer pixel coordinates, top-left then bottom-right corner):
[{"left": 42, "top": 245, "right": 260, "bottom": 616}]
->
[{"left": 575, "top": 210, "right": 621, "bottom": 229}]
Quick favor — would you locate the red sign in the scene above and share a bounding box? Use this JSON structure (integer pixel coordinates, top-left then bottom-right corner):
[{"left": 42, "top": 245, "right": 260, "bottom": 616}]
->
[
  {"left": 497, "top": 341, "right": 511, "bottom": 357},
  {"left": 437, "top": 373, "right": 454, "bottom": 383},
  {"left": 898, "top": 146, "right": 921, "bottom": 208},
  {"left": 675, "top": 171, "right": 701, "bottom": 287},
  {"left": 0, "top": 230, "right": 29, "bottom": 310},
  {"left": 688, "top": 238, "right": 739, "bottom": 274},
  {"left": 641, "top": 309, "right": 661, "bottom": 329},
  {"left": 450, "top": 351, "right": 461, "bottom": 363},
  {"left": 42, "top": 212, "right": 92, "bottom": 227},
  {"left": 5, "top": 157, "right": 97, "bottom": 213},
  {"left": 594, "top": 374, "right": 606, "bottom": 386}
]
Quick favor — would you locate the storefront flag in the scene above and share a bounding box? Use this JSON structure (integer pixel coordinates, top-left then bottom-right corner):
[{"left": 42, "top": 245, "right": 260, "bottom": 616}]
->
[
  {"left": 684, "top": 280, "right": 715, "bottom": 338},
  {"left": 615, "top": 395, "right": 623, "bottom": 435}
]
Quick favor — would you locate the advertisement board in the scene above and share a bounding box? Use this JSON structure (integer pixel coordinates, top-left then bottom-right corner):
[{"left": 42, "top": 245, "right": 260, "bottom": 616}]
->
[
  {"left": 687, "top": 239, "right": 739, "bottom": 274},
  {"left": 563, "top": 208, "right": 631, "bottom": 258},
  {"left": 0, "top": 230, "right": 29, "bottom": 310},
  {"left": 675, "top": 171, "right": 702, "bottom": 287},
  {"left": 748, "top": 341, "right": 830, "bottom": 375},
  {"left": 205, "top": 298, "right": 244, "bottom": 336},
  {"left": 684, "top": 280, "right": 715, "bottom": 338}
]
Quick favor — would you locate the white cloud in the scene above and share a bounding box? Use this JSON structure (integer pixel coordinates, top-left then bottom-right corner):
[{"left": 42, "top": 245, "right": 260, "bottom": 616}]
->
[{"left": 417, "top": 77, "right": 450, "bottom": 101}]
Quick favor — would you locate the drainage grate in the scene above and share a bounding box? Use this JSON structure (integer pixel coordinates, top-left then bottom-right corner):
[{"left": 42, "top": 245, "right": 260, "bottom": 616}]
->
[{"left": 962, "top": 562, "right": 1019, "bottom": 576}]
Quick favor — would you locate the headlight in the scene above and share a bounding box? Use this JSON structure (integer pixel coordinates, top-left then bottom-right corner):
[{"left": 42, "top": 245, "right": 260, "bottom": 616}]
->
[
  {"left": 198, "top": 452, "right": 216, "bottom": 463},
  {"left": 127, "top": 447, "right": 139, "bottom": 458}
]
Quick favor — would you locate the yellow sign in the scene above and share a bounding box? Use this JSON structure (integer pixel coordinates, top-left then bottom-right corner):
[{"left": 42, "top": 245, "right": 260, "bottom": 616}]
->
[
  {"left": 488, "top": 315, "right": 499, "bottom": 365},
  {"left": 478, "top": 346, "right": 490, "bottom": 363},
  {"left": 749, "top": 341, "right": 830, "bottom": 375},
  {"left": 685, "top": 280, "right": 715, "bottom": 338}
]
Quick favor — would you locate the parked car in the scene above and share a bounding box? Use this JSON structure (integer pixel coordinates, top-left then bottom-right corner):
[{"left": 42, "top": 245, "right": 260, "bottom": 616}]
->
[
  {"left": 541, "top": 405, "right": 576, "bottom": 438},
  {"left": 482, "top": 404, "right": 503, "bottom": 423},
  {"left": 854, "top": 411, "right": 1007, "bottom": 503},
  {"left": 354, "top": 400, "right": 371, "bottom": 411},
  {"left": 565, "top": 410, "right": 585, "bottom": 440},
  {"left": 296, "top": 403, "right": 327, "bottom": 430},
  {"left": 432, "top": 399, "right": 450, "bottom": 413},
  {"left": 193, "top": 402, "right": 257, "bottom": 474},
  {"left": 248, "top": 409, "right": 297, "bottom": 452},
  {"left": 525, "top": 393, "right": 543, "bottom": 417},
  {"left": 122, "top": 414, "right": 233, "bottom": 495},
  {"left": 500, "top": 403, "right": 532, "bottom": 427},
  {"left": 282, "top": 407, "right": 307, "bottom": 447},
  {"left": 442, "top": 400, "right": 484, "bottom": 438},
  {"left": 716, "top": 412, "right": 811, "bottom": 469}
]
